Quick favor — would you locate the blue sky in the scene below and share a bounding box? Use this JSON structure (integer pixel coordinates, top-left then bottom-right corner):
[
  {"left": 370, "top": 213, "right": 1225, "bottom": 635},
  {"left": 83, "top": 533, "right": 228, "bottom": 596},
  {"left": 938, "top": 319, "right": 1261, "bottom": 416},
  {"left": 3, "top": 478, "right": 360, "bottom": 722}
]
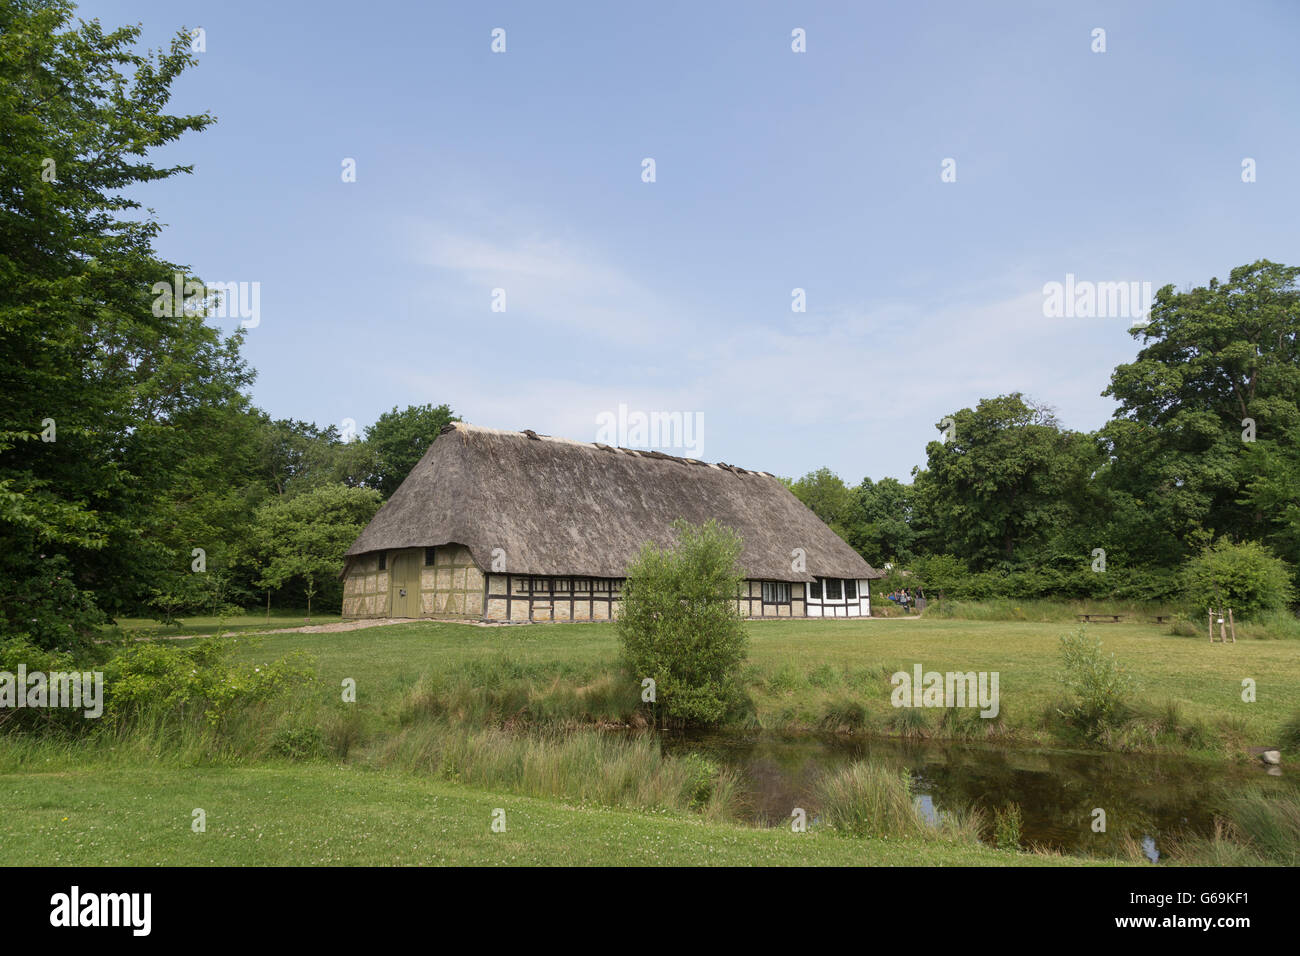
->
[{"left": 83, "top": 0, "right": 1300, "bottom": 482}]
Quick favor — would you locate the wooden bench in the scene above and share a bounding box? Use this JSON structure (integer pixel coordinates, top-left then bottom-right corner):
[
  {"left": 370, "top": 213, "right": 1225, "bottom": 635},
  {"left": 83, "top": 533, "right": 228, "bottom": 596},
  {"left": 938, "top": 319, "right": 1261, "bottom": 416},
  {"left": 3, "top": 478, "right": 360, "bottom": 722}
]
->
[{"left": 1076, "top": 613, "right": 1123, "bottom": 623}]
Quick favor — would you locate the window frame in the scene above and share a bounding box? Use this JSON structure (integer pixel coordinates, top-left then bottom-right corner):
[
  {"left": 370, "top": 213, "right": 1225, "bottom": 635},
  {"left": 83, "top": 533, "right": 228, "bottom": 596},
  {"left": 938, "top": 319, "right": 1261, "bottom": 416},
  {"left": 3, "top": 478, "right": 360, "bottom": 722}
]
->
[{"left": 761, "top": 581, "right": 792, "bottom": 605}]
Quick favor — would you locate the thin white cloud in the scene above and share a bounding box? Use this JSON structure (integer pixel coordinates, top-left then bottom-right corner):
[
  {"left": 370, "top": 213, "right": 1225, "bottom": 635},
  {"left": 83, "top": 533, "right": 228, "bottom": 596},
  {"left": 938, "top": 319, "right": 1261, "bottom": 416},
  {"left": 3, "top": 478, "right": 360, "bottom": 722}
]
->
[{"left": 412, "top": 223, "right": 685, "bottom": 346}]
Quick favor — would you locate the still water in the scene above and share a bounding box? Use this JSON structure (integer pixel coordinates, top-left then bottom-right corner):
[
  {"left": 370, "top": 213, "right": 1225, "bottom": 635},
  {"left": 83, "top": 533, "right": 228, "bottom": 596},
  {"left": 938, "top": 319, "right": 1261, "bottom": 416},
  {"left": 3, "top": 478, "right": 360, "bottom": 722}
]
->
[{"left": 663, "top": 731, "right": 1292, "bottom": 860}]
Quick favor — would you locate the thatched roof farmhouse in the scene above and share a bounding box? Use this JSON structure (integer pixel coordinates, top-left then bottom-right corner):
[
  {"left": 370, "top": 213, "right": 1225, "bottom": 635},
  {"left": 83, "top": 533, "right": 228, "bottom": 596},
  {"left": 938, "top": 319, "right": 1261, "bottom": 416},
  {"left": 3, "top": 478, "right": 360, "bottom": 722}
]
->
[{"left": 342, "top": 423, "right": 881, "bottom": 622}]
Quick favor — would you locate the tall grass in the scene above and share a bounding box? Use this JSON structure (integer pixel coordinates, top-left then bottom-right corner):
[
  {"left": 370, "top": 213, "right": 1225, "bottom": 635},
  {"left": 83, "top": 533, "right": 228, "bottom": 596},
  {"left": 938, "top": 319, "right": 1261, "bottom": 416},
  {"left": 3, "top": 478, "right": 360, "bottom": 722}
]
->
[
  {"left": 814, "top": 762, "right": 929, "bottom": 838},
  {"left": 811, "top": 761, "right": 984, "bottom": 844},
  {"left": 1169, "top": 788, "right": 1300, "bottom": 866},
  {"left": 373, "top": 719, "right": 741, "bottom": 820},
  {"left": 1227, "top": 788, "right": 1300, "bottom": 865}
]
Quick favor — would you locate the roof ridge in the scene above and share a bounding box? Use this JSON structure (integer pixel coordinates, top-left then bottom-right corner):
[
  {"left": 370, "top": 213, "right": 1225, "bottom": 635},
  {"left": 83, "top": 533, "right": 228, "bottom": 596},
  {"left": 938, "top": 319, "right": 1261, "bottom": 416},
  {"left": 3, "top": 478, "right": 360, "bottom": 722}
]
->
[{"left": 442, "top": 421, "right": 777, "bottom": 478}]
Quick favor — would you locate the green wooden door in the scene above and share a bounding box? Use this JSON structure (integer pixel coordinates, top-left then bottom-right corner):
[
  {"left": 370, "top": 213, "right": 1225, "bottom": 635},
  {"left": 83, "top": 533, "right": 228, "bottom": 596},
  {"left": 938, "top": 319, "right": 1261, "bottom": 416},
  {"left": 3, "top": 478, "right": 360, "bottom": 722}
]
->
[{"left": 390, "top": 550, "right": 420, "bottom": 617}]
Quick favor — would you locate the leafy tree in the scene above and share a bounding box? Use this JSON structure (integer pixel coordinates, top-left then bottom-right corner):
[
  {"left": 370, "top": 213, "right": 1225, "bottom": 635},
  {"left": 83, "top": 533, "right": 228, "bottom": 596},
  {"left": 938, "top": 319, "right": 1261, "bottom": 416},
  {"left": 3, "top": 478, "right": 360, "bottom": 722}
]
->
[
  {"left": 365, "top": 404, "right": 458, "bottom": 496},
  {"left": 848, "top": 476, "right": 917, "bottom": 563},
  {"left": 1103, "top": 260, "right": 1300, "bottom": 556},
  {"left": 0, "top": 1, "right": 251, "bottom": 631},
  {"left": 617, "top": 520, "right": 750, "bottom": 726},
  {"left": 912, "top": 394, "right": 1096, "bottom": 570},
  {"left": 1181, "top": 538, "right": 1294, "bottom": 619},
  {"left": 248, "top": 484, "right": 382, "bottom": 620},
  {"left": 788, "top": 467, "right": 855, "bottom": 540}
]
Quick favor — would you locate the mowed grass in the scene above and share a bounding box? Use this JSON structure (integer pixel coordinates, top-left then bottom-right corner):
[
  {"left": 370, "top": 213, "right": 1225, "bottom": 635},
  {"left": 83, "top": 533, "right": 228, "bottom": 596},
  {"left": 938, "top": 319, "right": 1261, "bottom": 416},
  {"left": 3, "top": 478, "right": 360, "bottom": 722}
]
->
[
  {"left": 104, "top": 610, "right": 343, "bottom": 639},
  {"left": 0, "top": 763, "right": 1114, "bottom": 866},
  {"left": 228, "top": 616, "right": 1300, "bottom": 749}
]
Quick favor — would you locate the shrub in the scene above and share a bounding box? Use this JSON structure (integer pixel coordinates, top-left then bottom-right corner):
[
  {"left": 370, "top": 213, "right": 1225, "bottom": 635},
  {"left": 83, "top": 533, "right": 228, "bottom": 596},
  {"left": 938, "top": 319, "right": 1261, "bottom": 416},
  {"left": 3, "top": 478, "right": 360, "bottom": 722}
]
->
[
  {"left": 270, "top": 725, "right": 325, "bottom": 760},
  {"left": 993, "top": 803, "right": 1023, "bottom": 850},
  {"left": 0, "top": 554, "right": 105, "bottom": 653},
  {"left": 617, "top": 519, "right": 750, "bottom": 726},
  {"left": 1181, "top": 539, "right": 1295, "bottom": 619},
  {"left": 1056, "top": 626, "right": 1137, "bottom": 740},
  {"left": 104, "top": 639, "right": 316, "bottom": 727},
  {"left": 820, "top": 696, "right": 870, "bottom": 732},
  {"left": 0, "top": 636, "right": 92, "bottom": 735}
]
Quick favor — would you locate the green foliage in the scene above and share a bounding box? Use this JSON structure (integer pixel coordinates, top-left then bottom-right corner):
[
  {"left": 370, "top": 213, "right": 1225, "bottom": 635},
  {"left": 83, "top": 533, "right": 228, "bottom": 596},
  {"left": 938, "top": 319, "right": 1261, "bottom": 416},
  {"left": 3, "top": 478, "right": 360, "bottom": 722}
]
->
[
  {"left": 847, "top": 476, "right": 917, "bottom": 563},
  {"left": 104, "top": 639, "right": 315, "bottom": 727},
  {"left": 1104, "top": 260, "right": 1300, "bottom": 560},
  {"left": 364, "top": 404, "right": 458, "bottom": 496},
  {"left": 0, "top": 0, "right": 251, "bottom": 626},
  {"left": 1279, "top": 709, "right": 1300, "bottom": 754},
  {"left": 247, "top": 483, "right": 382, "bottom": 618},
  {"left": 993, "top": 803, "right": 1023, "bottom": 850},
  {"left": 1224, "top": 789, "right": 1300, "bottom": 865},
  {"left": 0, "top": 553, "right": 105, "bottom": 651},
  {"left": 1056, "top": 627, "right": 1137, "bottom": 739},
  {"left": 912, "top": 394, "right": 1098, "bottom": 571},
  {"left": 813, "top": 763, "right": 939, "bottom": 839},
  {"left": 1181, "top": 538, "right": 1295, "bottom": 618},
  {"left": 787, "top": 467, "right": 856, "bottom": 541},
  {"left": 0, "top": 635, "right": 90, "bottom": 734},
  {"left": 617, "top": 519, "right": 750, "bottom": 726}
]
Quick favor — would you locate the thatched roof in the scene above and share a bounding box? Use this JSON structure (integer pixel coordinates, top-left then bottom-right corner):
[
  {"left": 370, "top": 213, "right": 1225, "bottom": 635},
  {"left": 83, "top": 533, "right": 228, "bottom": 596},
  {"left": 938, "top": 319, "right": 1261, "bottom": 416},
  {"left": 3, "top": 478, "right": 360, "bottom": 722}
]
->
[{"left": 345, "top": 423, "right": 880, "bottom": 582}]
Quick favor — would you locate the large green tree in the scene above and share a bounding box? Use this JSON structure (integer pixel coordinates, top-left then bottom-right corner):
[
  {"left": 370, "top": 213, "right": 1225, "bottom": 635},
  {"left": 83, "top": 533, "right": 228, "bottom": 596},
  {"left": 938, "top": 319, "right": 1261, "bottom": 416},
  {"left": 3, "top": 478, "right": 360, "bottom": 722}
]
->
[
  {"left": 364, "top": 403, "right": 458, "bottom": 496},
  {"left": 247, "top": 483, "right": 382, "bottom": 619},
  {"left": 912, "top": 394, "right": 1097, "bottom": 570},
  {"left": 1101, "top": 260, "right": 1300, "bottom": 568},
  {"left": 0, "top": 1, "right": 252, "bottom": 639}
]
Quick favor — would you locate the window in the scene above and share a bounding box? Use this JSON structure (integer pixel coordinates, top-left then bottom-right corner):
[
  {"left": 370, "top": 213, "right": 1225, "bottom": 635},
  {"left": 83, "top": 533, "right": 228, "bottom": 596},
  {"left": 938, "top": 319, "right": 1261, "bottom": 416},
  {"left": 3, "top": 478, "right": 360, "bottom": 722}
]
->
[
  {"left": 845, "top": 579, "right": 857, "bottom": 600},
  {"left": 572, "top": 578, "right": 589, "bottom": 593},
  {"left": 513, "top": 577, "right": 529, "bottom": 594},
  {"left": 762, "top": 582, "right": 791, "bottom": 604},
  {"left": 552, "top": 578, "right": 570, "bottom": 594},
  {"left": 593, "top": 579, "right": 611, "bottom": 593},
  {"left": 825, "top": 578, "right": 843, "bottom": 601},
  {"left": 424, "top": 547, "right": 437, "bottom": 566},
  {"left": 810, "top": 579, "right": 822, "bottom": 600},
  {"left": 378, "top": 553, "right": 387, "bottom": 571}
]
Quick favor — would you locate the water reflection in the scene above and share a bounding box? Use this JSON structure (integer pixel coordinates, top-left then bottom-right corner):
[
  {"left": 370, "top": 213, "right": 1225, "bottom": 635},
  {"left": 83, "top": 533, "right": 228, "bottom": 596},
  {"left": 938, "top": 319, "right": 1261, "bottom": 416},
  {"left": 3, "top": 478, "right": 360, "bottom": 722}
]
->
[{"left": 663, "top": 731, "right": 1293, "bottom": 859}]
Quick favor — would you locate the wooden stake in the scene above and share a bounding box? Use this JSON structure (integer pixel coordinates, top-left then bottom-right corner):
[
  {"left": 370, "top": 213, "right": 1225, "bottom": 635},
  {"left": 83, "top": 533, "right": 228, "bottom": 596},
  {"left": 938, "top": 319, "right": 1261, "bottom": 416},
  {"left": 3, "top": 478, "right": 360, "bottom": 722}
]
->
[
  {"left": 1208, "top": 609, "right": 1214, "bottom": 643},
  {"left": 1228, "top": 608, "right": 1236, "bottom": 643}
]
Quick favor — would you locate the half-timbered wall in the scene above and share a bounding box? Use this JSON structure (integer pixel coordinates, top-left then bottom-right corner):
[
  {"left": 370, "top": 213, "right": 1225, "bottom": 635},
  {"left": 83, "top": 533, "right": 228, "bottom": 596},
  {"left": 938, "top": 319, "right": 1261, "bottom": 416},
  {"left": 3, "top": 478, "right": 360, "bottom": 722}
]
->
[
  {"left": 342, "top": 544, "right": 483, "bottom": 619},
  {"left": 484, "top": 574, "right": 625, "bottom": 622},
  {"left": 421, "top": 544, "right": 485, "bottom": 618},
  {"left": 804, "top": 577, "right": 871, "bottom": 618},
  {"left": 341, "top": 553, "right": 390, "bottom": 618},
  {"left": 343, "top": 557, "right": 867, "bottom": 622}
]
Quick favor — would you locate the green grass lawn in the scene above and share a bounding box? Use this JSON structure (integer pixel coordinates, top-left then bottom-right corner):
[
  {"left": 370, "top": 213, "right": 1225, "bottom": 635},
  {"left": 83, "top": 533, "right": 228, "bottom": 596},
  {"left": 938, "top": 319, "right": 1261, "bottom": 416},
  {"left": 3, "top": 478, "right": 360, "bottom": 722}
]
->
[
  {"left": 0, "top": 762, "right": 1115, "bottom": 866},
  {"left": 104, "top": 609, "right": 342, "bottom": 639},
  {"left": 228, "top": 615, "right": 1300, "bottom": 749},
  {"left": 5, "top": 613, "right": 1292, "bottom": 867}
]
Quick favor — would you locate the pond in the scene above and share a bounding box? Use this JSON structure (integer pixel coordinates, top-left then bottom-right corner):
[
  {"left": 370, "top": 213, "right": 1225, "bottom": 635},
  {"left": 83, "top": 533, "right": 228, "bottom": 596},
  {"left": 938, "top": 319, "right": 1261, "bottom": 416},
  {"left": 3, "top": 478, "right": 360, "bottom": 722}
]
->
[{"left": 662, "top": 731, "right": 1292, "bottom": 860}]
